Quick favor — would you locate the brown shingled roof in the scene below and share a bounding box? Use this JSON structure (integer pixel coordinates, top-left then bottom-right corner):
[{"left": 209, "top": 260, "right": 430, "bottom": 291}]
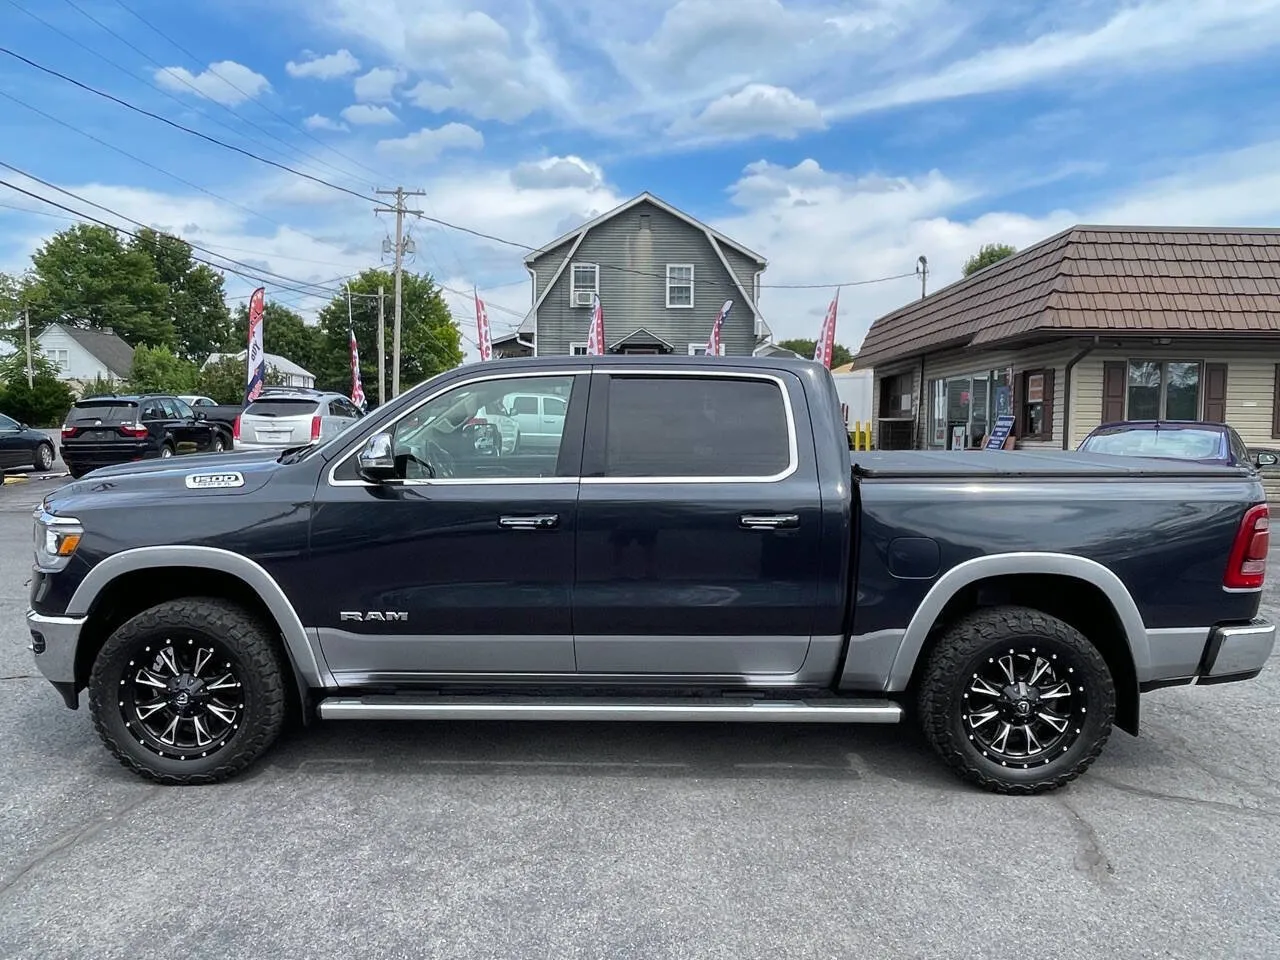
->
[{"left": 854, "top": 225, "right": 1280, "bottom": 367}]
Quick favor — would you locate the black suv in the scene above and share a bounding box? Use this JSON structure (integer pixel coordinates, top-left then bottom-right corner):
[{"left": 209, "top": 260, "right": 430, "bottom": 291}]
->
[{"left": 60, "top": 394, "right": 228, "bottom": 479}]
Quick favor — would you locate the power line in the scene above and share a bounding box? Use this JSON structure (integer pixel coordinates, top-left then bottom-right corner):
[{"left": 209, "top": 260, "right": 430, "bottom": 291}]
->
[
  {"left": 57, "top": 0, "right": 376, "bottom": 188},
  {"left": 0, "top": 178, "right": 351, "bottom": 300},
  {"left": 104, "top": 0, "right": 398, "bottom": 187},
  {"left": 5, "top": 0, "right": 354, "bottom": 186}
]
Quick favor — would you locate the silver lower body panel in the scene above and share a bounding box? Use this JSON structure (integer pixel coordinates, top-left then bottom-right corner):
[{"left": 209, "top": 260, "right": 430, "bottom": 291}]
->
[{"left": 317, "top": 695, "right": 903, "bottom": 724}]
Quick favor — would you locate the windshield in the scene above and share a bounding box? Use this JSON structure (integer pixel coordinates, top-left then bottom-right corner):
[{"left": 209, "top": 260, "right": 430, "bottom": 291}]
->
[
  {"left": 69, "top": 401, "right": 138, "bottom": 423},
  {"left": 1081, "top": 427, "right": 1224, "bottom": 460}
]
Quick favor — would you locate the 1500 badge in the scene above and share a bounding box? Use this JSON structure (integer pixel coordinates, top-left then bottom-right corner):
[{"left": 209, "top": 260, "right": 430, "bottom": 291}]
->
[{"left": 184, "top": 472, "right": 245, "bottom": 489}]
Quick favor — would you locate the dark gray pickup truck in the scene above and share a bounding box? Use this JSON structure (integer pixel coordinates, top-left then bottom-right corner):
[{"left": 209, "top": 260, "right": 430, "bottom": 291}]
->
[{"left": 27, "top": 355, "right": 1275, "bottom": 792}]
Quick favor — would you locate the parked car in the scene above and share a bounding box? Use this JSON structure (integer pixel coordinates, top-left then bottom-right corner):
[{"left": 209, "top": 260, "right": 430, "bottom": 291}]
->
[
  {"left": 1077, "top": 420, "right": 1257, "bottom": 468},
  {"left": 178, "top": 395, "right": 243, "bottom": 449},
  {"left": 58, "top": 394, "right": 228, "bottom": 479},
  {"left": 501, "top": 389, "right": 568, "bottom": 453},
  {"left": 233, "top": 391, "right": 363, "bottom": 450},
  {"left": 28, "top": 356, "right": 1274, "bottom": 793},
  {"left": 0, "top": 412, "right": 55, "bottom": 473}
]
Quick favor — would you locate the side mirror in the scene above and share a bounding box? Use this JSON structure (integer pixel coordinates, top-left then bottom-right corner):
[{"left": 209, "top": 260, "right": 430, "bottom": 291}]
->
[
  {"left": 194, "top": 411, "right": 207, "bottom": 421},
  {"left": 1255, "top": 452, "right": 1278, "bottom": 467},
  {"left": 357, "top": 432, "right": 398, "bottom": 482}
]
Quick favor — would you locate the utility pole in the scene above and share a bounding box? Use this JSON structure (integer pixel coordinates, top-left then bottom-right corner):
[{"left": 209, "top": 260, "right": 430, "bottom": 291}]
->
[
  {"left": 23, "top": 308, "right": 33, "bottom": 388},
  {"left": 377, "top": 285, "right": 386, "bottom": 407},
  {"left": 916, "top": 255, "right": 929, "bottom": 300},
  {"left": 374, "top": 187, "right": 424, "bottom": 397}
]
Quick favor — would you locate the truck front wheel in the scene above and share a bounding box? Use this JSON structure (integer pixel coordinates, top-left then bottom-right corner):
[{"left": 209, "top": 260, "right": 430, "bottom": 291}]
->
[
  {"left": 917, "top": 606, "right": 1116, "bottom": 794},
  {"left": 88, "top": 598, "right": 288, "bottom": 785}
]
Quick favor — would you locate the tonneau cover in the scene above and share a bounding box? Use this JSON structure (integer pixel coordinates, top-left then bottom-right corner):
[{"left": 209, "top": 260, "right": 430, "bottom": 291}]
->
[{"left": 853, "top": 449, "right": 1250, "bottom": 480}]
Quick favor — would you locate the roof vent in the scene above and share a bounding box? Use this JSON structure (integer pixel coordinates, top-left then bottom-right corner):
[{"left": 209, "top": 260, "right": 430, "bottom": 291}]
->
[{"left": 639, "top": 213, "right": 650, "bottom": 231}]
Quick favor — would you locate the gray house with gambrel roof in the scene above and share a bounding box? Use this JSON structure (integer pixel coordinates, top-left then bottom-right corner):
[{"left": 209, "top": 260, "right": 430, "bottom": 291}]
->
[{"left": 493, "top": 193, "right": 773, "bottom": 358}]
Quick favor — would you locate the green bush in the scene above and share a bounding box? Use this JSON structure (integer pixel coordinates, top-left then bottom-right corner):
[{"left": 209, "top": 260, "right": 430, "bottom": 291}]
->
[
  {"left": 0, "top": 355, "right": 75, "bottom": 426},
  {"left": 129, "top": 344, "right": 199, "bottom": 394}
]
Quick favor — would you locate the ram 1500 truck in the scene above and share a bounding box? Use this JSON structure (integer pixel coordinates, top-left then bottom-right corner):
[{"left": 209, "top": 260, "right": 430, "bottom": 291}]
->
[{"left": 26, "top": 356, "right": 1276, "bottom": 792}]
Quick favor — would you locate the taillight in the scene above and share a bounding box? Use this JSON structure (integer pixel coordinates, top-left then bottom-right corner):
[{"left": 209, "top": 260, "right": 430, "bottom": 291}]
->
[
  {"left": 119, "top": 423, "right": 149, "bottom": 438},
  {"left": 310, "top": 415, "right": 321, "bottom": 441},
  {"left": 465, "top": 417, "right": 489, "bottom": 426},
  {"left": 60, "top": 424, "right": 76, "bottom": 439},
  {"left": 1224, "top": 503, "right": 1270, "bottom": 590},
  {"left": 232, "top": 415, "right": 241, "bottom": 441}
]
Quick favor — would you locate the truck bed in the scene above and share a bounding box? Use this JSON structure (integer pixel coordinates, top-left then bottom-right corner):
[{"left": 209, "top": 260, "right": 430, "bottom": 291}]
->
[{"left": 853, "top": 449, "right": 1251, "bottom": 479}]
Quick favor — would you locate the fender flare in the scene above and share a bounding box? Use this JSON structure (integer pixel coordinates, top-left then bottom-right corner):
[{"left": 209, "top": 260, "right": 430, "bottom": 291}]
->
[
  {"left": 68, "top": 545, "right": 331, "bottom": 688},
  {"left": 885, "top": 551, "right": 1149, "bottom": 691}
]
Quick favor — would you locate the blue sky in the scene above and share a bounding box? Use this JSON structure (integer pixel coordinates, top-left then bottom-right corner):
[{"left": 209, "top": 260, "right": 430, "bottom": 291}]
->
[{"left": 2, "top": 0, "right": 1280, "bottom": 357}]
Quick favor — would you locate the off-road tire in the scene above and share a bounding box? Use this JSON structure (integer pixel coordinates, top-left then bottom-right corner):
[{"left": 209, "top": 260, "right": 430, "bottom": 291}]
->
[
  {"left": 88, "top": 598, "right": 288, "bottom": 785},
  {"left": 917, "top": 605, "right": 1115, "bottom": 795}
]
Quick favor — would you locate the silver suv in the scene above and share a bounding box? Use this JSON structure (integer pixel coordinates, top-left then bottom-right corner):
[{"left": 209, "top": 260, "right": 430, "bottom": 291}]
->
[{"left": 234, "top": 390, "right": 364, "bottom": 450}]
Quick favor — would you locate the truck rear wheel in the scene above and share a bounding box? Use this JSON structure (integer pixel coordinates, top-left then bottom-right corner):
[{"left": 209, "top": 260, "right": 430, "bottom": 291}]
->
[
  {"left": 88, "top": 598, "right": 287, "bottom": 785},
  {"left": 916, "top": 606, "right": 1115, "bottom": 794}
]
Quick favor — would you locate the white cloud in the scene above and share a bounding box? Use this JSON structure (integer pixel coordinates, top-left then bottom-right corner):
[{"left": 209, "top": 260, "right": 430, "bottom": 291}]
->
[
  {"left": 340, "top": 104, "right": 399, "bottom": 125},
  {"left": 708, "top": 139, "right": 1280, "bottom": 351},
  {"left": 154, "top": 61, "right": 270, "bottom": 106},
  {"left": 376, "top": 123, "right": 484, "bottom": 161},
  {"left": 312, "top": 1, "right": 575, "bottom": 122},
  {"left": 285, "top": 48, "right": 361, "bottom": 79},
  {"left": 829, "top": 0, "right": 1280, "bottom": 118},
  {"left": 354, "top": 66, "right": 405, "bottom": 102},
  {"left": 303, "top": 114, "right": 348, "bottom": 132},
  {"left": 509, "top": 156, "right": 604, "bottom": 191},
  {"left": 671, "top": 84, "right": 826, "bottom": 142}
]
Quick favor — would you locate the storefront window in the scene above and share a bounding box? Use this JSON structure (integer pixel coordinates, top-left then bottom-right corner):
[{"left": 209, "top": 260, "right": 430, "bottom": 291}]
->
[{"left": 927, "top": 368, "right": 1012, "bottom": 448}]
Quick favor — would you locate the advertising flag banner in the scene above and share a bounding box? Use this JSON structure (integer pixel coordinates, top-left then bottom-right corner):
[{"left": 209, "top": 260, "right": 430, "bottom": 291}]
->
[
  {"left": 474, "top": 288, "right": 493, "bottom": 361},
  {"left": 706, "top": 299, "right": 733, "bottom": 356},
  {"left": 245, "top": 286, "right": 266, "bottom": 404},
  {"left": 813, "top": 289, "right": 840, "bottom": 368},
  {"left": 586, "top": 293, "right": 605, "bottom": 355}
]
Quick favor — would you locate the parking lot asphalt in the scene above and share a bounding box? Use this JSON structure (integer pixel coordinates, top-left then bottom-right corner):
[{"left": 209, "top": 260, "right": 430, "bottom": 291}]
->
[{"left": 2, "top": 473, "right": 1279, "bottom": 960}]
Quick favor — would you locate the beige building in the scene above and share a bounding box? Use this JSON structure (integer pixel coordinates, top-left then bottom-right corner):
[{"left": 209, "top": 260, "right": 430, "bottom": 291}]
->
[{"left": 855, "top": 226, "right": 1280, "bottom": 460}]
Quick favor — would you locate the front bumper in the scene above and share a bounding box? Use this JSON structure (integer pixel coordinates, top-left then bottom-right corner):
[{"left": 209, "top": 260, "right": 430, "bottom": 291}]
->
[
  {"left": 1201, "top": 619, "right": 1276, "bottom": 683},
  {"left": 28, "top": 610, "right": 86, "bottom": 704}
]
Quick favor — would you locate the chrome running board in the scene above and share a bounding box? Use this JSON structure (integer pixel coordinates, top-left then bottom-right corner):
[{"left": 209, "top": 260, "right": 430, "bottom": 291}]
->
[{"left": 316, "top": 695, "right": 902, "bottom": 724}]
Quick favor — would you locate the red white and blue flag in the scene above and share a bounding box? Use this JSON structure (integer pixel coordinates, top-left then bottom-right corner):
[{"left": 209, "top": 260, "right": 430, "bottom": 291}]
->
[
  {"left": 705, "top": 299, "right": 733, "bottom": 356},
  {"left": 813, "top": 289, "right": 840, "bottom": 368},
  {"left": 586, "top": 293, "right": 605, "bottom": 355},
  {"left": 474, "top": 288, "right": 493, "bottom": 361},
  {"left": 244, "top": 286, "right": 266, "bottom": 404}
]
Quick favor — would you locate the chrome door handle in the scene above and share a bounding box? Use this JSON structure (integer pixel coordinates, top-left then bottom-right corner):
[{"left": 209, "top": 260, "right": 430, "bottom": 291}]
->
[
  {"left": 498, "top": 514, "right": 560, "bottom": 530},
  {"left": 739, "top": 513, "right": 800, "bottom": 530}
]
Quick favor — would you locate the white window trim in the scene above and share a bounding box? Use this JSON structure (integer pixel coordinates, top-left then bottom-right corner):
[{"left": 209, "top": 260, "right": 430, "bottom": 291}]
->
[
  {"left": 666, "top": 264, "right": 694, "bottom": 309},
  {"left": 570, "top": 342, "right": 588, "bottom": 356},
  {"left": 569, "top": 262, "right": 598, "bottom": 308},
  {"left": 687, "top": 343, "right": 724, "bottom": 356}
]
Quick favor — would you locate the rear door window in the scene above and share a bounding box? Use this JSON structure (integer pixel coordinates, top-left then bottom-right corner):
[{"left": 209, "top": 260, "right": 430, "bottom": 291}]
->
[
  {"left": 244, "top": 399, "right": 320, "bottom": 418},
  {"left": 603, "top": 375, "right": 792, "bottom": 478},
  {"left": 70, "top": 402, "right": 138, "bottom": 424}
]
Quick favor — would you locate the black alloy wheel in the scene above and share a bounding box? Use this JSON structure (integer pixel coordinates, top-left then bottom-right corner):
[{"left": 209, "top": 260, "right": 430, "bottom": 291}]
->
[
  {"left": 917, "top": 606, "right": 1116, "bottom": 794},
  {"left": 89, "top": 598, "right": 287, "bottom": 784}
]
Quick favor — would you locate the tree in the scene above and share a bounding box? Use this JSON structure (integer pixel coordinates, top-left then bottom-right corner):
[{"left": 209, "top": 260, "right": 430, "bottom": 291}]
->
[
  {"left": 27, "top": 224, "right": 172, "bottom": 346},
  {"left": 197, "top": 355, "right": 285, "bottom": 405},
  {"left": 129, "top": 344, "right": 200, "bottom": 394},
  {"left": 0, "top": 352, "right": 74, "bottom": 427},
  {"left": 233, "top": 300, "right": 323, "bottom": 376},
  {"left": 314, "top": 269, "right": 462, "bottom": 400},
  {"left": 131, "top": 228, "right": 232, "bottom": 363},
  {"left": 962, "top": 243, "right": 1017, "bottom": 277},
  {"left": 777, "top": 338, "right": 854, "bottom": 368},
  {"left": 0, "top": 271, "right": 34, "bottom": 352}
]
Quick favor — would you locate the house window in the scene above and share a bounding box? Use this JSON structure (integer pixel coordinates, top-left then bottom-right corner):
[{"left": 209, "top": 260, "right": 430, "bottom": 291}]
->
[
  {"left": 688, "top": 343, "right": 724, "bottom": 356},
  {"left": 45, "top": 348, "right": 69, "bottom": 371},
  {"left": 666, "top": 264, "right": 694, "bottom": 308},
  {"left": 570, "top": 342, "right": 588, "bottom": 356},
  {"left": 569, "top": 262, "right": 597, "bottom": 308},
  {"left": 1020, "top": 369, "right": 1048, "bottom": 439},
  {"left": 1127, "top": 360, "right": 1200, "bottom": 420},
  {"left": 926, "top": 369, "right": 1014, "bottom": 448}
]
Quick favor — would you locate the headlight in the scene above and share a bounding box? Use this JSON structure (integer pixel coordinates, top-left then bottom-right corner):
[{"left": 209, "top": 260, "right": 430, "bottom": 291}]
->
[{"left": 33, "top": 509, "right": 83, "bottom": 572}]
